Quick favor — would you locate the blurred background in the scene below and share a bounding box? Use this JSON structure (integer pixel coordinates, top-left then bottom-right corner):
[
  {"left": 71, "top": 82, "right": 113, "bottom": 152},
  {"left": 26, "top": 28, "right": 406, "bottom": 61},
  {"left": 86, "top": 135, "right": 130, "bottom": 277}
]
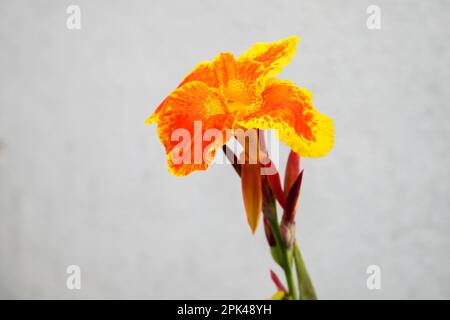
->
[{"left": 1, "top": 0, "right": 449, "bottom": 299}]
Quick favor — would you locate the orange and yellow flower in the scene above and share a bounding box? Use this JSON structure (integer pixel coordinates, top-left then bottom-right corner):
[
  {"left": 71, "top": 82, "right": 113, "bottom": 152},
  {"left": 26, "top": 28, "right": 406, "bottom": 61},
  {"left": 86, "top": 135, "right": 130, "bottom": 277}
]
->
[{"left": 146, "top": 36, "right": 334, "bottom": 176}]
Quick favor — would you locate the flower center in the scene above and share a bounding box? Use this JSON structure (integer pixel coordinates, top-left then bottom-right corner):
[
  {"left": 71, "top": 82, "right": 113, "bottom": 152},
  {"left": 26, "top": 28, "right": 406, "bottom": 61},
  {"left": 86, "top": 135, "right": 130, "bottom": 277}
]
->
[{"left": 223, "top": 80, "right": 249, "bottom": 113}]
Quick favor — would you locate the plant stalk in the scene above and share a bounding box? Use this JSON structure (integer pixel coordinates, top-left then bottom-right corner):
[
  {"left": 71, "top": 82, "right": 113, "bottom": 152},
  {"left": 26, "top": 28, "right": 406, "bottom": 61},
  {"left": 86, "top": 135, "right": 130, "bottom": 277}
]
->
[{"left": 293, "top": 241, "right": 317, "bottom": 300}]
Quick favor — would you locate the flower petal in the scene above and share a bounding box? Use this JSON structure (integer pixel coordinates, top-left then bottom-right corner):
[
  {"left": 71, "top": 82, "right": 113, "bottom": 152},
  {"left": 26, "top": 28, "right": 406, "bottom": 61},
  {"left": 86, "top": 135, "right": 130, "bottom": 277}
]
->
[
  {"left": 147, "top": 58, "right": 222, "bottom": 123},
  {"left": 270, "top": 291, "right": 287, "bottom": 300},
  {"left": 180, "top": 52, "right": 265, "bottom": 93},
  {"left": 147, "top": 53, "right": 265, "bottom": 122},
  {"left": 241, "top": 162, "right": 263, "bottom": 233},
  {"left": 236, "top": 80, "right": 334, "bottom": 158},
  {"left": 178, "top": 61, "right": 220, "bottom": 89},
  {"left": 239, "top": 36, "right": 300, "bottom": 79},
  {"left": 150, "top": 81, "right": 234, "bottom": 176},
  {"left": 213, "top": 53, "right": 266, "bottom": 114}
]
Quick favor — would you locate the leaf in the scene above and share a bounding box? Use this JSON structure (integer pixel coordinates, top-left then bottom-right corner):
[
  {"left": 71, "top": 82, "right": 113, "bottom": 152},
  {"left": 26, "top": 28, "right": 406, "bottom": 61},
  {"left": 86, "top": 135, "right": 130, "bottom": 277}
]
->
[{"left": 294, "top": 241, "right": 317, "bottom": 300}]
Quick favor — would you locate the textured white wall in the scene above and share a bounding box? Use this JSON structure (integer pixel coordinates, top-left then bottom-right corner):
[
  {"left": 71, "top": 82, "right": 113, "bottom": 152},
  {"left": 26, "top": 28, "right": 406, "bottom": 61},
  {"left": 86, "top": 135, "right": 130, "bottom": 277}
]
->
[{"left": 1, "top": 0, "right": 449, "bottom": 299}]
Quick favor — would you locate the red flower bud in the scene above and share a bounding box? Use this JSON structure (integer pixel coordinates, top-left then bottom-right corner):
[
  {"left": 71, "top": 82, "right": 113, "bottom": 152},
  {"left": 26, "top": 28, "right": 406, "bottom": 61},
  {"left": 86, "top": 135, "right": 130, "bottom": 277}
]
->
[
  {"left": 263, "top": 217, "right": 276, "bottom": 247},
  {"left": 261, "top": 156, "right": 286, "bottom": 208},
  {"left": 261, "top": 177, "right": 277, "bottom": 223},
  {"left": 283, "top": 169, "right": 304, "bottom": 223},
  {"left": 284, "top": 150, "right": 301, "bottom": 198},
  {"left": 280, "top": 219, "right": 296, "bottom": 248}
]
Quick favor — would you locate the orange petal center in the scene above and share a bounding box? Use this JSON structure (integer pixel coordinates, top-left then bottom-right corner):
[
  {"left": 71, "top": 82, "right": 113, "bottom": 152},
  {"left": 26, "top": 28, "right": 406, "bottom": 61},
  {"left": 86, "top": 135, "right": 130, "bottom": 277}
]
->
[{"left": 223, "top": 79, "right": 261, "bottom": 114}]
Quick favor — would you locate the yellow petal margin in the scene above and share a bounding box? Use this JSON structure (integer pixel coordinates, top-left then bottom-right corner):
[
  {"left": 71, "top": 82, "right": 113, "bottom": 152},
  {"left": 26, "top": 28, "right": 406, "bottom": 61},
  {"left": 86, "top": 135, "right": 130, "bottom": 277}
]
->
[
  {"left": 239, "top": 36, "right": 300, "bottom": 79},
  {"left": 236, "top": 80, "right": 334, "bottom": 158}
]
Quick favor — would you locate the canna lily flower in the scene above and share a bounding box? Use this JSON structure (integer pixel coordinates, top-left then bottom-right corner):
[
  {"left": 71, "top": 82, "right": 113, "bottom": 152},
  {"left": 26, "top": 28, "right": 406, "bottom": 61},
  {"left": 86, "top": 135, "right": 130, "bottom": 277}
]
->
[
  {"left": 146, "top": 36, "right": 334, "bottom": 177},
  {"left": 147, "top": 37, "right": 331, "bottom": 299}
]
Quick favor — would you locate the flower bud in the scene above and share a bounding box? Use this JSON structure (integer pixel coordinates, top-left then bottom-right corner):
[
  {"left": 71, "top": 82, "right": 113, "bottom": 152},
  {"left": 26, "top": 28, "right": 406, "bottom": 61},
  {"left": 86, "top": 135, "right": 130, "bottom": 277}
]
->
[
  {"left": 283, "top": 169, "right": 304, "bottom": 223},
  {"left": 261, "top": 155, "right": 286, "bottom": 208},
  {"left": 284, "top": 150, "right": 301, "bottom": 198},
  {"left": 263, "top": 217, "right": 276, "bottom": 247},
  {"left": 261, "top": 176, "right": 278, "bottom": 223},
  {"left": 280, "top": 219, "right": 296, "bottom": 248}
]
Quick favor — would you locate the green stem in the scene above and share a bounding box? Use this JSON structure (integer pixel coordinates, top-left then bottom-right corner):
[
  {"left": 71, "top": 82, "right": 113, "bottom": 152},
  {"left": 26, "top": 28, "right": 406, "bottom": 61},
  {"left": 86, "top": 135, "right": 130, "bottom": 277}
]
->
[
  {"left": 269, "top": 219, "right": 298, "bottom": 300},
  {"left": 293, "top": 241, "right": 317, "bottom": 300}
]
